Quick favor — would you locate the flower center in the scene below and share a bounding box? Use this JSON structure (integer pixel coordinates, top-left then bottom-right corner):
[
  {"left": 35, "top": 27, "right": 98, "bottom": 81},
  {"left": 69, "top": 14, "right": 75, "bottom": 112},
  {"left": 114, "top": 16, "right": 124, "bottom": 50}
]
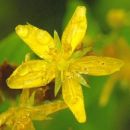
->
[{"left": 57, "top": 58, "right": 68, "bottom": 71}]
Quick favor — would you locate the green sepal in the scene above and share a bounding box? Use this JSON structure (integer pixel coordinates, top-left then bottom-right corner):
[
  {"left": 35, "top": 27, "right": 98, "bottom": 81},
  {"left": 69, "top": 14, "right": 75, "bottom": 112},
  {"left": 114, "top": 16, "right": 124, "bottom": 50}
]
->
[
  {"left": 54, "top": 30, "right": 62, "bottom": 50},
  {"left": 77, "top": 74, "right": 90, "bottom": 88},
  {"left": 19, "top": 89, "right": 30, "bottom": 106},
  {"left": 54, "top": 70, "right": 62, "bottom": 96},
  {"left": 71, "top": 46, "right": 92, "bottom": 59},
  {"left": 27, "top": 91, "right": 36, "bottom": 106}
]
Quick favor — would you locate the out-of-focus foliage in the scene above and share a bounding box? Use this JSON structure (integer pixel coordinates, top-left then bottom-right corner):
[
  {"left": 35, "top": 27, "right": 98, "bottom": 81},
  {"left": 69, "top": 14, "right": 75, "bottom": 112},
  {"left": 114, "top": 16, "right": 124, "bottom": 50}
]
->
[
  {"left": 0, "top": 33, "right": 30, "bottom": 64},
  {"left": 91, "top": 0, "right": 130, "bottom": 31}
]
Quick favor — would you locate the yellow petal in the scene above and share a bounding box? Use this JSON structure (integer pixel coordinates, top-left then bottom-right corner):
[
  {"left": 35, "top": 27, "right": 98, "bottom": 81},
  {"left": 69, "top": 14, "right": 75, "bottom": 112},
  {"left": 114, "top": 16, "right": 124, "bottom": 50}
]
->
[
  {"left": 61, "top": 6, "right": 87, "bottom": 54},
  {"left": 62, "top": 77, "right": 86, "bottom": 123},
  {"left": 13, "top": 109, "right": 35, "bottom": 130},
  {"left": 15, "top": 24, "right": 55, "bottom": 61},
  {"left": 7, "top": 60, "right": 55, "bottom": 89},
  {"left": 71, "top": 56, "right": 124, "bottom": 76}
]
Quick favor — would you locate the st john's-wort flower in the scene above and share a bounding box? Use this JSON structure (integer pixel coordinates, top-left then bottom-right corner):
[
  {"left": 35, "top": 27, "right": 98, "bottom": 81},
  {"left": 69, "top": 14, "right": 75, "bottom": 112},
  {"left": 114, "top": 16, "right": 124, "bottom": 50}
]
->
[
  {"left": 107, "top": 9, "right": 127, "bottom": 28},
  {"left": 0, "top": 88, "right": 67, "bottom": 129},
  {"left": 7, "top": 6, "right": 124, "bottom": 123},
  {"left": 99, "top": 38, "right": 130, "bottom": 106},
  {"left": 0, "top": 54, "right": 67, "bottom": 130}
]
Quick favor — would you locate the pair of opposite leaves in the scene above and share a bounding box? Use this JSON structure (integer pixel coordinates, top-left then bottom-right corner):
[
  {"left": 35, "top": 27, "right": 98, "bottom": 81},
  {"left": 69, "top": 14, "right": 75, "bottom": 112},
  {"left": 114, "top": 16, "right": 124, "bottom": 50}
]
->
[{"left": 7, "top": 6, "right": 123, "bottom": 123}]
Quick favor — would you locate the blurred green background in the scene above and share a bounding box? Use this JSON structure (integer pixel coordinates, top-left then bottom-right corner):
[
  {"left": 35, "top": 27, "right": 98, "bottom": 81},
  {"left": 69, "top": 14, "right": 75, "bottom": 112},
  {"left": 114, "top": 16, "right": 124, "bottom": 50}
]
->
[{"left": 0, "top": 0, "right": 130, "bottom": 130}]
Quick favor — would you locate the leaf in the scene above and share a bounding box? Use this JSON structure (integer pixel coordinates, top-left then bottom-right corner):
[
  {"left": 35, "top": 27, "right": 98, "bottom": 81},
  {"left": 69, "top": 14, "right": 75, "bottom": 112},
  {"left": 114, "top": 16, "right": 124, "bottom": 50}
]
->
[{"left": 0, "top": 33, "right": 30, "bottom": 64}]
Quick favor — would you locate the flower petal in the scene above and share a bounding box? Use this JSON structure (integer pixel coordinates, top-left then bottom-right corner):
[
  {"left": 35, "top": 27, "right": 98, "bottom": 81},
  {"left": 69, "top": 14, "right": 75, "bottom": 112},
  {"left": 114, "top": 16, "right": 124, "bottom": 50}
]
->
[
  {"left": 71, "top": 56, "right": 124, "bottom": 76},
  {"left": 7, "top": 60, "right": 55, "bottom": 89},
  {"left": 15, "top": 24, "right": 56, "bottom": 61},
  {"left": 61, "top": 6, "right": 87, "bottom": 55},
  {"left": 62, "top": 77, "right": 86, "bottom": 123}
]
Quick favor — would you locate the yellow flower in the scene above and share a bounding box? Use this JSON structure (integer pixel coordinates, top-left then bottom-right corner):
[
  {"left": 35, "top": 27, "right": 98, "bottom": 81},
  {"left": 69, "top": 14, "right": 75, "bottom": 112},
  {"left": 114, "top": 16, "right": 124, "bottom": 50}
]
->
[
  {"left": 99, "top": 38, "right": 130, "bottom": 106},
  {"left": 7, "top": 6, "right": 123, "bottom": 123},
  {"left": 0, "top": 90, "right": 67, "bottom": 129},
  {"left": 107, "top": 9, "right": 127, "bottom": 28}
]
